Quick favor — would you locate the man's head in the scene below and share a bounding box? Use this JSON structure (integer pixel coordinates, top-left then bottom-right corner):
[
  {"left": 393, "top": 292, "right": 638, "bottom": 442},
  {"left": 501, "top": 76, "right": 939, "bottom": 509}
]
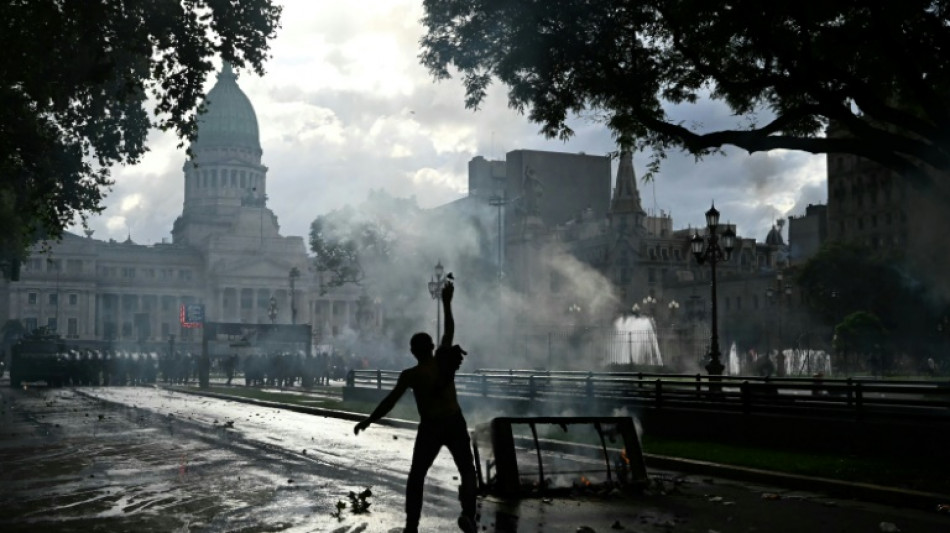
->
[{"left": 409, "top": 332, "right": 434, "bottom": 359}]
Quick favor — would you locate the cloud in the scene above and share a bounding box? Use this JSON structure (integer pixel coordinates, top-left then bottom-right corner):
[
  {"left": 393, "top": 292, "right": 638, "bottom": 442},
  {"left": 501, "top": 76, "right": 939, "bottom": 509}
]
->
[{"left": 82, "top": 0, "right": 826, "bottom": 251}]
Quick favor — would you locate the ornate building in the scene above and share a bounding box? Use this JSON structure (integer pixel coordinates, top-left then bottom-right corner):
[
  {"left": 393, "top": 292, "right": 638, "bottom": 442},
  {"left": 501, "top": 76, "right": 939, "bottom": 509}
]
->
[{"left": 0, "top": 65, "right": 365, "bottom": 353}]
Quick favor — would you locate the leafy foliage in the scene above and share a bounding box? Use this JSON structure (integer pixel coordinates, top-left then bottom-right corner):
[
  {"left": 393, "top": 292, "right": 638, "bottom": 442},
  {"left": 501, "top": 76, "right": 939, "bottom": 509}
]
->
[
  {"left": 0, "top": 0, "right": 283, "bottom": 275},
  {"left": 309, "top": 191, "right": 419, "bottom": 293},
  {"left": 795, "top": 242, "right": 934, "bottom": 356},
  {"left": 420, "top": 1, "right": 950, "bottom": 185}
]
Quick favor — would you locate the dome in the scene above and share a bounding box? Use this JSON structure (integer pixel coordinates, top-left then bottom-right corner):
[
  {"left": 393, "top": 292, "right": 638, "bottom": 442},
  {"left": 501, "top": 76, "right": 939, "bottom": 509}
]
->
[
  {"left": 765, "top": 225, "right": 784, "bottom": 246},
  {"left": 192, "top": 63, "right": 261, "bottom": 152}
]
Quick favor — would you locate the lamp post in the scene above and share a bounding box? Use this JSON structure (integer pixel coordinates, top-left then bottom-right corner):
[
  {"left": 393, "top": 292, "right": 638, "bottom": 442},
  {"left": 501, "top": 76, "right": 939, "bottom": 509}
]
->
[
  {"left": 766, "top": 273, "right": 793, "bottom": 374},
  {"left": 288, "top": 267, "right": 300, "bottom": 325},
  {"left": 642, "top": 295, "right": 657, "bottom": 316},
  {"left": 630, "top": 303, "right": 640, "bottom": 317},
  {"left": 668, "top": 299, "right": 680, "bottom": 326},
  {"left": 267, "top": 296, "right": 278, "bottom": 324},
  {"left": 689, "top": 203, "right": 736, "bottom": 376},
  {"left": 427, "top": 260, "right": 447, "bottom": 341},
  {"left": 488, "top": 194, "right": 507, "bottom": 281}
]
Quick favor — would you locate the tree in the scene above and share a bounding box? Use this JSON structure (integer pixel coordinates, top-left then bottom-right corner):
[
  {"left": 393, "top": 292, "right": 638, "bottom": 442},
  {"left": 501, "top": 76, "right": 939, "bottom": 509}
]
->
[
  {"left": 833, "top": 311, "right": 888, "bottom": 375},
  {"left": 0, "top": 1, "right": 283, "bottom": 278},
  {"left": 420, "top": 1, "right": 950, "bottom": 186},
  {"left": 795, "top": 242, "right": 933, "bottom": 357},
  {"left": 309, "top": 194, "right": 408, "bottom": 293}
]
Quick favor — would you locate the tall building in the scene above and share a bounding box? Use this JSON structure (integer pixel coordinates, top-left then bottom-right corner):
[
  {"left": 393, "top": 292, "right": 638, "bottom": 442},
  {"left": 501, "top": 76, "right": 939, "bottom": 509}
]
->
[{"left": 0, "top": 65, "right": 365, "bottom": 353}]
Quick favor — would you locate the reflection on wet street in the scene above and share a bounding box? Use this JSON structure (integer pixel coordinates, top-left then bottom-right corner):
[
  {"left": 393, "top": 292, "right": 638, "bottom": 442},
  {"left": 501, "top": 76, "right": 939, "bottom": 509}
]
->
[
  {"left": 3, "top": 385, "right": 950, "bottom": 533},
  {"left": 0, "top": 386, "right": 457, "bottom": 532}
]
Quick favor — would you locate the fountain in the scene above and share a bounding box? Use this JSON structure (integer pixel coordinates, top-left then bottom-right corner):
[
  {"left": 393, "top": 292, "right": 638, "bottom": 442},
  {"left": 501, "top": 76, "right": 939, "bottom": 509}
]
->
[
  {"left": 608, "top": 316, "right": 663, "bottom": 367},
  {"left": 781, "top": 348, "right": 833, "bottom": 376},
  {"left": 727, "top": 341, "right": 740, "bottom": 375}
]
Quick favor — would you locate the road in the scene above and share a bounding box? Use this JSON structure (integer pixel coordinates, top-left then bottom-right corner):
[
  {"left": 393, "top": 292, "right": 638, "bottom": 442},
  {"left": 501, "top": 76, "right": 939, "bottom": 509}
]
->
[{"left": 1, "top": 385, "right": 949, "bottom": 532}]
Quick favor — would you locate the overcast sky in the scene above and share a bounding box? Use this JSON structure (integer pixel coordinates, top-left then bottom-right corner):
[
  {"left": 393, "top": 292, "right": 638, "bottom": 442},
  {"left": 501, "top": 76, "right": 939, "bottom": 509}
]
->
[{"left": 74, "top": 0, "right": 828, "bottom": 248}]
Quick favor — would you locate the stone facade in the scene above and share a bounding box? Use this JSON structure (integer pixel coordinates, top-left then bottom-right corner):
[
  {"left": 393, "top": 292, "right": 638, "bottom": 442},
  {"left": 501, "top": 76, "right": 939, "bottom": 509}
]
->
[{"left": 0, "top": 65, "right": 365, "bottom": 353}]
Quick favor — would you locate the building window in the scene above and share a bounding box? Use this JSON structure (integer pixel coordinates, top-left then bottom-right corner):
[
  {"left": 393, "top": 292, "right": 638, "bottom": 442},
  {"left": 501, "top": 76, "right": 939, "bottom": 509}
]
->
[
  {"left": 69, "top": 294, "right": 78, "bottom": 306},
  {"left": 241, "top": 289, "right": 253, "bottom": 309},
  {"left": 47, "top": 317, "right": 58, "bottom": 332},
  {"left": 23, "top": 318, "right": 37, "bottom": 333},
  {"left": 66, "top": 259, "right": 82, "bottom": 274},
  {"left": 28, "top": 293, "right": 37, "bottom": 305},
  {"left": 48, "top": 293, "right": 58, "bottom": 306},
  {"left": 736, "top": 296, "right": 742, "bottom": 310},
  {"left": 122, "top": 267, "right": 135, "bottom": 278},
  {"left": 67, "top": 318, "right": 78, "bottom": 337}
]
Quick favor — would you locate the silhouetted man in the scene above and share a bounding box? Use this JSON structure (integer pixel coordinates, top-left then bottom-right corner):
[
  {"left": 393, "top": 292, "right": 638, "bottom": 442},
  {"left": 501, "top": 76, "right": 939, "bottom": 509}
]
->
[{"left": 353, "top": 279, "right": 477, "bottom": 533}]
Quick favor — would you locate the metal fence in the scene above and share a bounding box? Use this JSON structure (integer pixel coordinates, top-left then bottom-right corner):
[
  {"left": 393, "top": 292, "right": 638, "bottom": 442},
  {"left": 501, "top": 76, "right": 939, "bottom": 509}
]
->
[{"left": 347, "top": 369, "right": 950, "bottom": 422}]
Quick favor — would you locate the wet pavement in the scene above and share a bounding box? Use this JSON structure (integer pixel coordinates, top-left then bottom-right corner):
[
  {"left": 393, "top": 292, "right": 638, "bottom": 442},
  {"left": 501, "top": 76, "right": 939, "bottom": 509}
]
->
[{"left": 1, "top": 384, "right": 949, "bottom": 532}]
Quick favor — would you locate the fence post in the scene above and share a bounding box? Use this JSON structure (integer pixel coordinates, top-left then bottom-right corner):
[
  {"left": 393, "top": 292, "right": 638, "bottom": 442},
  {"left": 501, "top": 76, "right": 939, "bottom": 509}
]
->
[
  {"left": 586, "top": 372, "right": 594, "bottom": 400},
  {"left": 654, "top": 379, "right": 663, "bottom": 409},
  {"left": 854, "top": 382, "right": 864, "bottom": 421},
  {"left": 529, "top": 375, "right": 537, "bottom": 400},
  {"left": 741, "top": 380, "right": 751, "bottom": 414},
  {"left": 482, "top": 374, "right": 489, "bottom": 397},
  {"left": 695, "top": 373, "right": 702, "bottom": 398},
  {"left": 846, "top": 377, "right": 853, "bottom": 407},
  {"left": 376, "top": 369, "right": 382, "bottom": 390},
  {"left": 345, "top": 369, "right": 355, "bottom": 387}
]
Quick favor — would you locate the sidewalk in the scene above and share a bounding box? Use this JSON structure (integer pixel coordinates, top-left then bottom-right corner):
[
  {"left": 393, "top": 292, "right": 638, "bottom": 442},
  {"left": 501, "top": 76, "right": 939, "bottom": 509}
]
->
[{"left": 174, "top": 384, "right": 950, "bottom": 512}]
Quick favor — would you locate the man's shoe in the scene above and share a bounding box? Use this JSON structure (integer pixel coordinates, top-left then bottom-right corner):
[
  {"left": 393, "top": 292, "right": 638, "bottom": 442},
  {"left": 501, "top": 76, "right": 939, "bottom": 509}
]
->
[{"left": 457, "top": 514, "right": 477, "bottom": 533}]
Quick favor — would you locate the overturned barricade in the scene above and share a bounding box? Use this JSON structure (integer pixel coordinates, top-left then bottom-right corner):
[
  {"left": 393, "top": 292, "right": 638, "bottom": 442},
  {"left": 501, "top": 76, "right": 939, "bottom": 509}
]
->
[{"left": 473, "top": 416, "right": 648, "bottom": 497}]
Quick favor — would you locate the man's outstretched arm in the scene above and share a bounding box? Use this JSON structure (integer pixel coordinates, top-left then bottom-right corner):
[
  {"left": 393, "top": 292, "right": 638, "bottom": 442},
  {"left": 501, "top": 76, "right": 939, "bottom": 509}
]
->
[
  {"left": 440, "top": 280, "right": 454, "bottom": 348},
  {"left": 353, "top": 373, "right": 409, "bottom": 435}
]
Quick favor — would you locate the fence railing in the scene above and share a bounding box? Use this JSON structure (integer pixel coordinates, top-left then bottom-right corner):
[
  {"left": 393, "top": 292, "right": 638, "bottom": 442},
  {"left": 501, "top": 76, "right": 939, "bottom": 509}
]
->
[{"left": 346, "top": 369, "right": 950, "bottom": 422}]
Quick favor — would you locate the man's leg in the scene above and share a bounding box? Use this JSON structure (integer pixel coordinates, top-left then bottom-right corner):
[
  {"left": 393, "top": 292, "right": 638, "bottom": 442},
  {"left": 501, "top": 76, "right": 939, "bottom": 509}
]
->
[
  {"left": 446, "top": 416, "right": 478, "bottom": 530},
  {"left": 406, "top": 424, "right": 442, "bottom": 531}
]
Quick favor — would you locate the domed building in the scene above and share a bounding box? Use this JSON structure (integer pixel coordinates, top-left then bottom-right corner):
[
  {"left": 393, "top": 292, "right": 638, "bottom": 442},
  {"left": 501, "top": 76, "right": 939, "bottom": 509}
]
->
[{"left": 0, "top": 65, "right": 367, "bottom": 356}]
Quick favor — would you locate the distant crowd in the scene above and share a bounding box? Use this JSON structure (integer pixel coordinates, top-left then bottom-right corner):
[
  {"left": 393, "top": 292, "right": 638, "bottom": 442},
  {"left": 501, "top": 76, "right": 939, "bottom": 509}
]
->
[{"left": 10, "top": 349, "right": 364, "bottom": 388}]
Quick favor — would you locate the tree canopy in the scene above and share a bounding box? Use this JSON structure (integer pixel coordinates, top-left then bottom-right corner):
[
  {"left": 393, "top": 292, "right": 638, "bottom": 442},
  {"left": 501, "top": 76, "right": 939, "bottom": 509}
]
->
[
  {"left": 309, "top": 191, "right": 414, "bottom": 293},
  {"left": 420, "top": 1, "right": 950, "bottom": 184},
  {"left": 0, "top": 0, "right": 282, "bottom": 278},
  {"left": 795, "top": 241, "right": 934, "bottom": 355}
]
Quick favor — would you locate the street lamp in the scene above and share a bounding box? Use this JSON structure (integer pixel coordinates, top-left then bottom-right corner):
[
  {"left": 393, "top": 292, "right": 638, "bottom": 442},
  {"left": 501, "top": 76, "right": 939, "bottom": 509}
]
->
[
  {"left": 267, "top": 296, "right": 278, "bottom": 324},
  {"left": 689, "top": 203, "right": 736, "bottom": 376},
  {"left": 288, "top": 267, "right": 300, "bottom": 325},
  {"left": 427, "top": 260, "right": 447, "bottom": 340},
  {"left": 630, "top": 303, "right": 640, "bottom": 317},
  {"left": 642, "top": 295, "right": 657, "bottom": 316},
  {"left": 668, "top": 299, "right": 680, "bottom": 326},
  {"left": 766, "top": 273, "right": 793, "bottom": 374}
]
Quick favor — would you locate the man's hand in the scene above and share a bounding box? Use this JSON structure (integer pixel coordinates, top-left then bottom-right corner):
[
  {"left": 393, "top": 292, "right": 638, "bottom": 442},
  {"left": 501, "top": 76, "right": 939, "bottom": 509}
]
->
[
  {"left": 354, "top": 419, "right": 370, "bottom": 435},
  {"left": 441, "top": 279, "right": 454, "bottom": 304}
]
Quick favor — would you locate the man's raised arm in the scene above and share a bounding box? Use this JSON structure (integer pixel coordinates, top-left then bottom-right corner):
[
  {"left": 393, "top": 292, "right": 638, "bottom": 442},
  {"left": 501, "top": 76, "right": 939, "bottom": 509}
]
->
[{"left": 439, "top": 280, "right": 454, "bottom": 348}]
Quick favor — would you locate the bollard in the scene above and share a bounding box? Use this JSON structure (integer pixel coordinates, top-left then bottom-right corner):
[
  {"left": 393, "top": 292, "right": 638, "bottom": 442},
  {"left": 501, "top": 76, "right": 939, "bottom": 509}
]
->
[{"left": 655, "top": 379, "right": 663, "bottom": 409}]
